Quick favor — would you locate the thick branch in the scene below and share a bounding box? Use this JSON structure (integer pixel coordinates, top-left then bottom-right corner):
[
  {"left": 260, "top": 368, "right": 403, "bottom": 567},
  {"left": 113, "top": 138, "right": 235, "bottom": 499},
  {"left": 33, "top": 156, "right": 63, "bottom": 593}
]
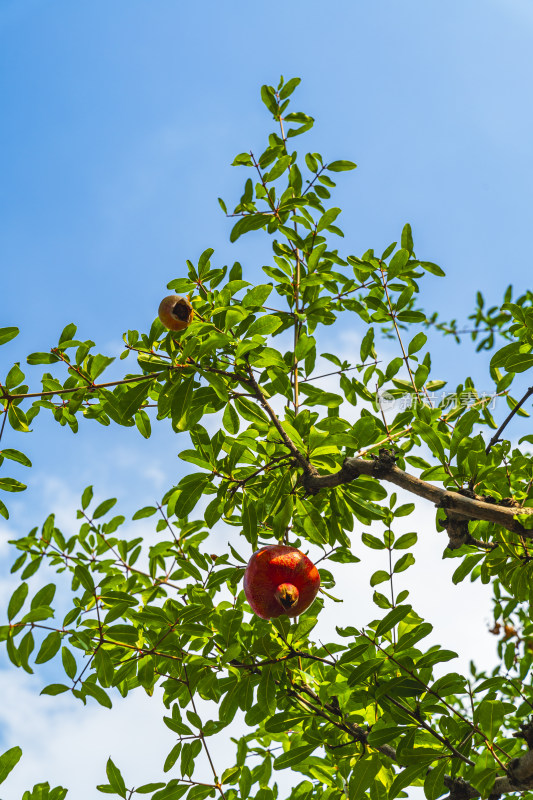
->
[
  {"left": 491, "top": 749, "right": 533, "bottom": 796},
  {"left": 303, "top": 453, "right": 533, "bottom": 538}
]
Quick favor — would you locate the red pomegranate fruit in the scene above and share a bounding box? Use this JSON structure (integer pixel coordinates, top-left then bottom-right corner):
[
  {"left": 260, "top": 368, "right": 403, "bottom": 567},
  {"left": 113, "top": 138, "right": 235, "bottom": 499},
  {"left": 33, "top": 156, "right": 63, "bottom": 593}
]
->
[{"left": 243, "top": 545, "right": 321, "bottom": 620}]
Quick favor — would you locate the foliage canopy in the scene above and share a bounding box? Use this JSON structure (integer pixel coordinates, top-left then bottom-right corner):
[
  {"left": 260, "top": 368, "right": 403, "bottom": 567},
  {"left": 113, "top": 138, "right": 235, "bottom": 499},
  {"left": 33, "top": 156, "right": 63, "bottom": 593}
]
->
[{"left": 1, "top": 77, "right": 533, "bottom": 800}]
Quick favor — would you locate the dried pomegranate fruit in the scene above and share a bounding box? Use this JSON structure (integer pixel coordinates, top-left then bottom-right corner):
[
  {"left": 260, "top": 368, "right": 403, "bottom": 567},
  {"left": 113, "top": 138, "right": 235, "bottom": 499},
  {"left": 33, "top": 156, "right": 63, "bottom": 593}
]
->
[{"left": 158, "top": 295, "right": 194, "bottom": 331}]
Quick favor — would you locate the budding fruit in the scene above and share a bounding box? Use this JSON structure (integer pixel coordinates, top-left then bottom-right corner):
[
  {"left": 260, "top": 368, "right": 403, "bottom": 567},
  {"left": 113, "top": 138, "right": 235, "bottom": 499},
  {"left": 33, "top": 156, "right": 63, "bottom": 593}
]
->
[
  {"left": 158, "top": 295, "right": 194, "bottom": 332},
  {"left": 243, "top": 544, "right": 320, "bottom": 620}
]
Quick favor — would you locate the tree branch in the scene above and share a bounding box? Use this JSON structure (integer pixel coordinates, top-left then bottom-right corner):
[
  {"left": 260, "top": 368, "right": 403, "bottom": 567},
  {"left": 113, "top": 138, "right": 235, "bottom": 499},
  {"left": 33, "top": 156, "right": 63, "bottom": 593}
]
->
[
  {"left": 303, "top": 451, "right": 533, "bottom": 538},
  {"left": 245, "top": 362, "right": 315, "bottom": 475},
  {"left": 486, "top": 386, "right": 533, "bottom": 455}
]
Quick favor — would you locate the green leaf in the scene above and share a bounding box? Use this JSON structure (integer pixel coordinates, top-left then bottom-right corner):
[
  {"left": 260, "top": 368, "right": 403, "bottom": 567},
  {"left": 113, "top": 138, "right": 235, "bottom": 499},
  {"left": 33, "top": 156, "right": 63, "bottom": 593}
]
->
[
  {"left": 95, "top": 648, "right": 115, "bottom": 688},
  {"left": 348, "top": 754, "right": 382, "bottom": 799},
  {"left": 376, "top": 605, "right": 411, "bottom": 637},
  {"left": 230, "top": 213, "right": 271, "bottom": 243},
  {"left": 351, "top": 416, "right": 379, "bottom": 448},
  {"left": 416, "top": 650, "right": 457, "bottom": 669},
  {"left": 327, "top": 160, "right": 357, "bottom": 171},
  {"left": 316, "top": 207, "right": 341, "bottom": 232},
  {"left": 394, "top": 532, "right": 417, "bottom": 550},
  {"left": 396, "top": 622, "right": 433, "bottom": 651},
  {"left": 347, "top": 657, "right": 384, "bottom": 686},
  {"left": 8, "top": 582, "right": 28, "bottom": 620},
  {"left": 258, "top": 667, "right": 276, "bottom": 716},
  {"left": 381, "top": 241, "right": 397, "bottom": 260},
  {"left": 370, "top": 570, "right": 390, "bottom": 587},
  {"left": 476, "top": 699, "right": 506, "bottom": 739},
  {"left": 292, "top": 616, "right": 318, "bottom": 643},
  {"left": 264, "top": 713, "right": 307, "bottom": 733},
  {"left": 171, "top": 374, "right": 195, "bottom": 431},
  {"left": 31, "top": 583, "right": 56, "bottom": 609},
  {"left": 135, "top": 784, "right": 166, "bottom": 795},
  {"left": 279, "top": 77, "right": 301, "bottom": 99},
  {"left": 390, "top": 764, "right": 428, "bottom": 799},
  {"left": 505, "top": 352, "right": 533, "bottom": 373},
  {"left": 74, "top": 564, "right": 95, "bottom": 592},
  {"left": 152, "top": 782, "right": 189, "bottom": 800},
  {"left": 401, "top": 223, "right": 414, "bottom": 254},
  {"left": 470, "top": 768, "right": 499, "bottom": 800},
  {"left": 118, "top": 381, "right": 150, "bottom": 420},
  {"left": 266, "top": 155, "right": 291, "bottom": 182},
  {"left": 163, "top": 742, "right": 182, "bottom": 774},
  {"left": 81, "top": 485, "right": 93, "bottom": 510},
  {"left": 0, "top": 327, "right": 19, "bottom": 346},
  {"left": 27, "top": 351, "right": 60, "bottom": 364},
  {"left": 452, "top": 554, "right": 483, "bottom": 585},
  {"left": 367, "top": 726, "right": 403, "bottom": 747},
  {"left": 419, "top": 261, "right": 445, "bottom": 277},
  {"left": 83, "top": 680, "right": 112, "bottom": 708},
  {"left": 273, "top": 744, "right": 316, "bottom": 770},
  {"left": 222, "top": 403, "right": 240, "bottom": 434},
  {"left": 413, "top": 420, "right": 446, "bottom": 463},
  {"left": 297, "top": 500, "right": 328, "bottom": 544},
  {"left": 93, "top": 497, "right": 117, "bottom": 519},
  {"left": 0, "top": 448, "right": 32, "bottom": 467},
  {"left": 242, "top": 284, "right": 273, "bottom": 308},
  {"left": 8, "top": 404, "right": 29, "bottom": 432},
  {"left": 62, "top": 646, "right": 77, "bottom": 679},
  {"left": 260, "top": 85, "right": 278, "bottom": 115},
  {"left": 5, "top": 363, "right": 24, "bottom": 389},
  {"left": 429, "top": 672, "right": 467, "bottom": 697},
  {"left": 35, "top": 631, "right": 61, "bottom": 664},
  {"left": 232, "top": 153, "right": 253, "bottom": 167},
  {"left": 247, "top": 315, "right": 282, "bottom": 337},
  {"left": 40, "top": 684, "right": 70, "bottom": 696},
  {"left": 393, "top": 553, "right": 415, "bottom": 573},
  {"left": 198, "top": 247, "right": 215, "bottom": 275},
  {"left": 396, "top": 310, "right": 426, "bottom": 323},
  {"left": 132, "top": 505, "right": 157, "bottom": 520},
  {"left": 135, "top": 410, "right": 151, "bottom": 438},
  {"left": 242, "top": 495, "right": 257, "bottom": 549},
  {"left": 106, "top": 758, "right": 127, "bottom": 798},
  {"left": 284, "top": 111, "right": 313, "bottom": 123},
  {"left": 360, "top": 328, "right": 375, "bottom": 362},
  {"left": 0, "top": 746, "right": 22, "bottom": 784},
  {"left": 388, "top": 248, "right": 410, "bottom": 277},
  {"left": 238, "top": 766, "right": 253, "bottom": 800},
  {"left": 408, "top": 332, "right": 427, "bottom": 355},
  {"left": 305, "top": 152, "right": 319, "bottom": 172},
  {"left": 0, "top": 477, "right": 26, "bottom": 492},
  {"left": 362, "top": 533, "right": 386, "bottom": 550}
]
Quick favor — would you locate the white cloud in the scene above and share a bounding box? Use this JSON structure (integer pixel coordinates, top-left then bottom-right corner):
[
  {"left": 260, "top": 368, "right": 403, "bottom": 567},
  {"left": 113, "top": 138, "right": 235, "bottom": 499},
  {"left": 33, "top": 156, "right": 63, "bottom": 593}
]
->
[
  {"left": 0, "top": 666, "right": 300, "bottom": 799},
  {"left": 0, "top": 672, "right": 176, "bottom": 797}
]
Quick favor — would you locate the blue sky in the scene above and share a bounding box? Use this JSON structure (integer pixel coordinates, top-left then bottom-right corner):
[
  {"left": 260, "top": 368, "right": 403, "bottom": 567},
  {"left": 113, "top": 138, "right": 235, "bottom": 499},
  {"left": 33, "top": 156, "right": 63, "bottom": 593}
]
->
[{"left": 1, "top": 0, "right": 532, "bottom": 795}]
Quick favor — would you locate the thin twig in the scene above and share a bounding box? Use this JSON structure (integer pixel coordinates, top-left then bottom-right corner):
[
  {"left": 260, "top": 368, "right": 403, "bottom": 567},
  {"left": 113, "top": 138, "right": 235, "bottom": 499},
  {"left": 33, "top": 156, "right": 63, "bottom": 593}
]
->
[{"left": 486, "top": 386, "right": 533, "bottom": 454}]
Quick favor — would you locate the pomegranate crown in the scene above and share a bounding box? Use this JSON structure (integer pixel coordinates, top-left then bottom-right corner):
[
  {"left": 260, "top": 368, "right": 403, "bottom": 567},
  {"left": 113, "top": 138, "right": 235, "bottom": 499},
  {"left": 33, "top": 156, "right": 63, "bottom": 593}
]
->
[{"left": 274, "top": 583, "right": 299, "bottom": 610}]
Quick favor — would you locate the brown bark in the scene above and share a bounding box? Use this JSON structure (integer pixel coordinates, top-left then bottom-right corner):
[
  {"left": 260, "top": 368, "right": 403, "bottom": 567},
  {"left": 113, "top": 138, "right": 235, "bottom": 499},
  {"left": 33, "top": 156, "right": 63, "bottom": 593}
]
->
[{"left": 302, "top": 451, "right": 533, "bottom": 539}]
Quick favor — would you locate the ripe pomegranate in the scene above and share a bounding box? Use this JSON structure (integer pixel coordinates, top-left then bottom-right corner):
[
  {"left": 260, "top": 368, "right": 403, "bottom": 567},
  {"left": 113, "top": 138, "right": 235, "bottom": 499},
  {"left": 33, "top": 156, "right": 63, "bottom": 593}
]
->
[
  {"left": 243, "top": 545, "right": 321, "bottom": 620},
  {"left": 158, "top": 295, "right": 194, "bottom": 332}
]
